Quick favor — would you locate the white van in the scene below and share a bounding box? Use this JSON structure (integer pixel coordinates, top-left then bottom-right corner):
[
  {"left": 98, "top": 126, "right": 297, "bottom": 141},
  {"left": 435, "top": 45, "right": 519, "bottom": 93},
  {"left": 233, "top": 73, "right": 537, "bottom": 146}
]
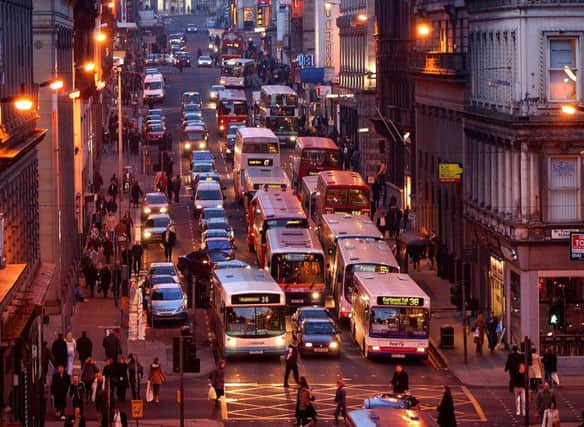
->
[
  {"left": 143, "top": 73, "right": 165, "bottom": 103},
  {"left": 193, "top": 181, "right": 223, "bottom": 218}
]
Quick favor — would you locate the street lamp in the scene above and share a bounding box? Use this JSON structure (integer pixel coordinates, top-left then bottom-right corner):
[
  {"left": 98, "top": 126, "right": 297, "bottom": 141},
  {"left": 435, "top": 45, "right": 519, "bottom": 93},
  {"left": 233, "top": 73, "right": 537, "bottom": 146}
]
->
[
  {"left": 13, "top": 97, "right": 34, "bottom": 111},
  {"left": 95, "top": 31, "right": 108, "bottom": 43},
  {"left": 356, "top": 13, "right": 368, "bottom": 23},
  {"left": 83, "top": 62, "right": 96, "bottom": 73},
  {"left": 417, "top": 22, "right": 431, "bottom": 37}
]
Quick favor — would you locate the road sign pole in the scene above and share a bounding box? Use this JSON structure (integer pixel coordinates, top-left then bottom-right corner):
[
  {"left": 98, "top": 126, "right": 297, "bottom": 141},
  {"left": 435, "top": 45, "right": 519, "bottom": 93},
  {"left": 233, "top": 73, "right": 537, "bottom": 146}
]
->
[{"left": 179, "top": 335, "right": 185, "bottom": 427}]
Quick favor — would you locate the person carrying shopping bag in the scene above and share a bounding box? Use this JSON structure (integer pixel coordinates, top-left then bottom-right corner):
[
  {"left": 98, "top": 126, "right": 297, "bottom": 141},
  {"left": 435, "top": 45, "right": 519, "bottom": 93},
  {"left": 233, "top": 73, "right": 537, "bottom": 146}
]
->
[
  {"left": 148, "top": 357, "right": 166, "bottom": 403},
  {"left": 541, "top": 401, "right": 560, "bottom": 427}
]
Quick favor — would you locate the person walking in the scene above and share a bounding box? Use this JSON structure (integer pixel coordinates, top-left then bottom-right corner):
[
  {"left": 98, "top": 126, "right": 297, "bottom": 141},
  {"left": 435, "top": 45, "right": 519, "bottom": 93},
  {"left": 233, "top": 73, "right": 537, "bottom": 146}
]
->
[
  {"left": 91, "top": 372, "right": 105, "bottom": 407},
  {"left": 209, "top": 360, "right": 226, "bottom": 407},
  {"left": 131, "top": 241, "right": 143, "bottom": 275},
  {"left": 542, "top": 347, "right": 558, "bottom": 387},
  {"left": 115, "top": 355, "right": 129, "bottom": 402},
  {"left": 512, "top": 363, "right": 527, "bottom": 416},
  {"left": 103, "top": 330, "right": 122, "bottom": 361},
  {"left": 283, "top": 337, "right": 300, "bottom": 388},
  {"left": 471, "top": 312, "right": 486, "bottom": 355},
  {"left": 102, "top": 358, "right": 118, "bottom": 401},
  {"left": 148, "top": 357, "right": 166, "bottom": 403},
  {"left": 530, "top": 348, "right": 544, "bottom": 394},
  {"left": 76, "top": 331, "right": 92, "bottom": 368},
  {"left": 52, "top": 333, "right": 68, "bottom": 372},
  {"left": 391, "top": 364, "right": 409, "bottom": 394},
  {"left": 111, "top": 406, "right": 128, "bottom": 427},
  {"left": 51, "top": 365, "right": 71, "bottom": 420},
  {"left": 333, "top": 379, "right": 346, "bottom": 425},
  {"left": 173, "top": 174, "right": 181, "bottom": 203},
  {"left": 68, "top": 374, "right": 86, "bottom": 414},
  {"left": 100, "top": 264, "right": 112, "bottom": 298},
  {"left": 437, "top": 385, "right": 457, "bottom": 427},
  {"left": 112, "top": 263, "right": 122, "bottom": 307},
  {"left": 163, "top": 223, "right": 177, "bottom": 262},
  {"left": 296, "top": 376, "right": 316, "bottom": 426},
  {"left": 542, "top": 401, "right": 560, "bottom": 427},
  {"left": 536, "top": 381, "right": 556, "bottom": 421},
  {"left": 65, "top": 332, "right": 76, "bottom": 376},
  {"left": 486, "top": 311, "right": 499, "bottom": 353},
  {"left": 505, "top": 345, "right": 523, "bottom": 392},
  {"left": 128, "top": 353, "right": 144, "bottom": 399},
  {"left": 85, "top": 262, "right": 98, "bottom": 298},
  {"left": 81, "top": 357, "right": 99, "bottom": 401},
  {"left": 64, "top": 407, "right": 86, "bottom": 427},
  {"left": 130, "top": 181, "right": 143, "bottom": 208},
  {"left": 166, "top": 174, "right": 174, "bottom": 201}
]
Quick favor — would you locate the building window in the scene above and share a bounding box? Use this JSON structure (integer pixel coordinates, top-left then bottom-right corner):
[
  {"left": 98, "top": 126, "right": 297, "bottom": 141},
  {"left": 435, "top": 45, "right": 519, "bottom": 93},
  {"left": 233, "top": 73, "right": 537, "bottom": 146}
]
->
[
  {"left": 548, "top": 157, "right": 580, "bottom": 221},
  {"left": 548, "top": 38, "right": 578, "bottom": 101}
]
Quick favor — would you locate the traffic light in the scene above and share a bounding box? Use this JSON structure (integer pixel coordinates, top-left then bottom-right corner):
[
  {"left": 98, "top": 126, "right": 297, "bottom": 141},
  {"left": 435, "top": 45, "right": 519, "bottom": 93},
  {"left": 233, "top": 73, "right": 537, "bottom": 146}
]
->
[
  {"left": 549, "top": 303, "right": 564, "bottom": 328},
  {"left": 257, "top": 7, "right": 264, "bottom": 26}
]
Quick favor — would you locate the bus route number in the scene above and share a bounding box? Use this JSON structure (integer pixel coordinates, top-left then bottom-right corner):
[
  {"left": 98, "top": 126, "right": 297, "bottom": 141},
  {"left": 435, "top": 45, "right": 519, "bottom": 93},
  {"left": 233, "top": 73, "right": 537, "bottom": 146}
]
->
[{"left": 377, "top": 296, "right": 424, "bottom": 307}]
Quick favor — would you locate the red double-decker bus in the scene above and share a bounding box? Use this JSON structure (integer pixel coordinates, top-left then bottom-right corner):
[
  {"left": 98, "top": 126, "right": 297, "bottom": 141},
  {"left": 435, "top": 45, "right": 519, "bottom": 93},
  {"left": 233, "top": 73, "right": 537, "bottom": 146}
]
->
[
  {"left": 292, "top": 137, "right": 340, "bottom": 192},
  {"left": 315, "top": 170, "right": 371, "bottom": 220},
  {"left": 220, "top": 31, "right": 244, "bottom": 62},
  {"left": 216, "top": 89, "right": 248, "bottom": 135}
]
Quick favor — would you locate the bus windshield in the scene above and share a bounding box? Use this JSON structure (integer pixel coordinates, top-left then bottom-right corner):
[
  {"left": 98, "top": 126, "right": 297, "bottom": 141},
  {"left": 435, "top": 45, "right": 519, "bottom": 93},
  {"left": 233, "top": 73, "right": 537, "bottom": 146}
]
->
[
  {"left": 326, "top": 188, "right": 370, "bottom": 206},
  {"left": 301, "top": 150, "right": 339, "bottom": 168},
  {"left": 266, "top": 117, "right": 298, "bottom": 133},
  {"left": 221, "top": 66, "right": 243, "bottom": 77},
  {"left": 219, "top": 101, "right": 247, "bottom": 115},
  {"left": 344, "top": 264, "right": 392, "bottom": 303},
  {"left": 369, "top": 307, "right": 429, "bottom": 339},
  {"left": 225, "top": 306, "right": 285, "bottom": 338},
  {"left": 145, "top": 82, "right": 162, "bottom": 90},
  {"left": 274, "top": 94, "right": 298, "bottom": 106},
  {"left": 272, "top": 253, "right": 323, "bottom": 284}
]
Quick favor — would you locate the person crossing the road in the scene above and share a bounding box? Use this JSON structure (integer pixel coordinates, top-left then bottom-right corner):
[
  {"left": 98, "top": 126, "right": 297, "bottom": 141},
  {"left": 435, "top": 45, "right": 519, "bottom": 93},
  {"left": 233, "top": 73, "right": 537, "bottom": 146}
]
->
[
  {"left": 163, "top": 222, "right": 177, "bottom": 262},
  {"left": 283, "top": 337, "right": 300, "bottom": 388},
  {"left": 391, "top": 364, "right": 409, "bottom": 394}
]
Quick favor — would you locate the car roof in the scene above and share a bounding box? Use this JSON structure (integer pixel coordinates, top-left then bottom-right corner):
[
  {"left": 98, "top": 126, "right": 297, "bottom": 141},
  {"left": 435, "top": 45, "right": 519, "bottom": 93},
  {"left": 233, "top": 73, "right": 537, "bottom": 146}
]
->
[
  {"left": 184, "top": 103, "right": 201, "bottom": 108},
  {"left": 303, "top": 318, "right": 334, "bottom": 324},
  {"left": 205, "top": 237, "right": 231, "bottom": 243},
  {"left": 184, "top": 125, "right": 205, "bottom": 132},
  {"left": 145, "top": 192, "right": 166, "bottom": 198},
  {"left": 149, "top": 262, "right": 175, "bottom": 268},
  {"left": 197, "top": 181, "right": 221, "bottom": 190},
  {"left": 203, "top": 207, "right": 225, "bottom": 213},
  {"left": 144, "top": 213, "right": 171, "bottom": 220},
  {"left": 207, "top": 217, "right": 229, "bottom": 225},
  {"left": 151, "top": 283, "right": 183, "bottom": 291}
]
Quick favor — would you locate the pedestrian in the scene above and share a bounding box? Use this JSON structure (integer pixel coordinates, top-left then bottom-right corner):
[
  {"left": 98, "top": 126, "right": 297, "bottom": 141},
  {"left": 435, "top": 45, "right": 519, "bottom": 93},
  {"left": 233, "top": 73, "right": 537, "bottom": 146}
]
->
[
  {"left": 108, "top": 175, "right": 119, "bottom": 200},
  {"left": 51, "top": 365, "right": 71, "bottom": 420},
  {"left": 148, "top": 357, "right": 166, "bottom": 403},
  {"left": 542, "top": 401, "right": 560, "bottom": 427},
  {"left": 102, "top": 329, "right": 122, "bottom": 361},
  {"left": 64, "top": 406, "right": 86, "bottom": 427},
  {"left": 209, "top": 360, "right": 225, "bottom": 407},
  {"left": 128, "top": 353, "right": 144, "bottom": 399},
  {"left": 42, "top": 340, "right": 54, "bottom": 382},
  {"left": 512, "top": 362, "right": 526, "bottom": 416},
  {"left": 68, "top": 374, "right": 86, "bottom": 413},
  {"left": 111, "top": 405, "right": 128, "bottom": 427},
  {"left": 85, "top": 262, "right": 98, "bottom": 298},
  {"left": 112, "top": 263, "right": 122, "bottom": 307},
  {"left": 102, "top": 234, "right": 114, "bottom": 264},
  {"left": 131, "top": 181, "right": 143, "bottom": 208},
  {"left": 173, "top": 174, "right": 181, "bottom": 203},
  {"left": 131, "top": 241, "right": 143, "bottom": 275},
  {"left": 536, "top": 381, "right": 556, "bottom": 421},
  {"left": 296, "top": 376, "right": 316, "bottom": 426},
  {"left": 530, "top": 347, "right": 544, "bottom": 394},
  {"left": 334, "top": 379, "right": 346, "bottom": 425},
  {"left": 102, "top": 358, "right": 117, "bottom": 399},
  {"left": 91, "top": 372, "right": 105, "bottom": 407},
  {"left": 542, "top": 347, "right": 558, "bottom": 387},
  {"left": 81, "top": 358, "right": 99, "bottom": 401},
  {"left": 93, "top": 171, "right": 104, "bottom": 194},
  {"left": 471, "top": 312, "right": 486, "bottom": 354},
  {"left": 65, "top": 332, "right": 77, "bottom": 376},
  {"left": 115, "top": 355, "right": 129, "bottom": 402},
  {"left": 486, "top": 311, "right": 499, "bottom": 352},
  {"left": 283, "top": 337, "right": 300, "bottom": 388},
  {"left": 376, "top": 211, "right": 387, "bottom": 238},
  {"left": 52, "top": 333, "right": 68, "bottom": 371},
  {"left": 391, "top": 364, "right": 409, "bottom": 394},
  {"left": 100, "top": 264, "right": 111, "bottom": 298},
  {"left": 437, "top": 385, "right": 457, "bottom": 427},
  {"left": 166, "top": 174, "right": 174, "bottom": 201},
  {"left": 76, "top": 331, "right": 93, "bottom": 368},
  {"left": 163, "top": 222, "right": 177, "bottom": 262}
]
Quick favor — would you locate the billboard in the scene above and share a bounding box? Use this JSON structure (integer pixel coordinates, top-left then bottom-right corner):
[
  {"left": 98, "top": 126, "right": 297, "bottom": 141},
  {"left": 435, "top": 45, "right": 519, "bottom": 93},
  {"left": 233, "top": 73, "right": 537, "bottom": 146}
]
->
[{"left": 570, "top": 232, "right": 584, "bottom": 260}]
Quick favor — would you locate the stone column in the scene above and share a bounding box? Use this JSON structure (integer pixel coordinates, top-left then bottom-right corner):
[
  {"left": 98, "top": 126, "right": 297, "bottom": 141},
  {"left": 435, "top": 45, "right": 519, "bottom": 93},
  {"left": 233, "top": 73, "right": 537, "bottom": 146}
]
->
[
  {"left": 520, "top": 143, "right": 530, "bottom": 222},
  {"left": 520, "top": 269, "right": 540, "bottom": 352},
  {"left": 505, "top": 148, "right": 512, "bottom": 218},
  {"left": 512, "top": 148, "right": 521, "bottom": 220},
  {"left": 498, "top": 144, "right": 505, "bottom": 214}
]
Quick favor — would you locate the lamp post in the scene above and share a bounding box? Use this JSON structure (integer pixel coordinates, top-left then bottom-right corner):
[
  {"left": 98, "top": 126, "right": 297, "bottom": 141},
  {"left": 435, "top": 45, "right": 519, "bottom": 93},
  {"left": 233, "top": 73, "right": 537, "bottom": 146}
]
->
[{"left": 118, "top": 65, "right": 123, "bottom": 221}]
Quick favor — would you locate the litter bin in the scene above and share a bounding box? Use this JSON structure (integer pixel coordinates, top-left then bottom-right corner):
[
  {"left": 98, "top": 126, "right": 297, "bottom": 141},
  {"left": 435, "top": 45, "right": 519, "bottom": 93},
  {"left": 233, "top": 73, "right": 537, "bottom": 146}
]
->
[{"left": 440, "top": 325, "right": 454, "bottom": 349}]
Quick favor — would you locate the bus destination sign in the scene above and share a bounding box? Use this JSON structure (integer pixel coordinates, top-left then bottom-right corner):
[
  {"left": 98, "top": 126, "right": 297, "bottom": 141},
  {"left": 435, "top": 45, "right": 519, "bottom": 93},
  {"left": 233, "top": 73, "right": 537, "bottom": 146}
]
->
[
  {"left": 248, "top": 159, "right": 274, "bottom": 167},
  {"left": 377, "top": 296, "right": 424, "bottom": 307},
  {"left": 232, "top": 293, "right": 281, "bottom": 305}
]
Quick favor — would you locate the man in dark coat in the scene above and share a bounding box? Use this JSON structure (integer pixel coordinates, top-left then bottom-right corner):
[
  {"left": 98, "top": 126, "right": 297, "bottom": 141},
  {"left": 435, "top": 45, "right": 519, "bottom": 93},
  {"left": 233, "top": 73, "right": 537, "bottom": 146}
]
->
[
  {"left": 68, "top": 374, "right": 86, "bottom": 413},
  {"left": 112, "top": 263, "right": 122, "bottom": 307},
  {"left": 103, "top": 330, "right": 122, "bottom": 361},
  {"left": 85, "top": 262, "right": 98, "bottom": 298},
  {"left": 131, "top": 241, "right": 143, "bottom": 275},
  {"left": 505, "top": 345, "right": 523, "bottom": 392},
  {"left": 76, "top": 331, "right": 93, "bottom": 367},
  {"left": 100, "top": 265, "right": 112, "bottom": 298},
  {"left": 391, "top": 364, "right": 409, "bottom": 394},
  {"left": 283, "top": 337, "right": 300, "bottom": 387},
  {"left": 51, "top": 333, "right": 68, "bottom": 370},
  {"left": 51, "top": 365, "right": 71, "bottom": 420}
]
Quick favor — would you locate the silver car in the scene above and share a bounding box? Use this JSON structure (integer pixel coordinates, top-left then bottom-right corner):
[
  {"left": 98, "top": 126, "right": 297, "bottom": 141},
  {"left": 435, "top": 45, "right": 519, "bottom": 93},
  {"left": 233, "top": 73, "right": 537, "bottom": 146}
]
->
[
  {"left": 142, "top": 192, "right": 169, "bottom": 219},
  {"left": 148, "top": 262, "right": 180, "bottom": 280},
  {"left": 141, "top": 213, "right": 171, "bottom": 245},
  {"left": 147, "top": 283, "right": 187, "bottom": 323}
]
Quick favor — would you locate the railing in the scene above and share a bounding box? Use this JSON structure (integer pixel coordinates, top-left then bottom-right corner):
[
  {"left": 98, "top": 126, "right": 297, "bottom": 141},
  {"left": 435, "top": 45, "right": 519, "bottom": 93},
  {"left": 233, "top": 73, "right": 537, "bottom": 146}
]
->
[
  {"left": 468, "top": 0, "right": 584, "bottom": 12},
  {"left": 540, "top": 334, "right": 584, "bottom": 356},
  {"left": 408, "top": 51, "right": 468, "bottom": 78}
]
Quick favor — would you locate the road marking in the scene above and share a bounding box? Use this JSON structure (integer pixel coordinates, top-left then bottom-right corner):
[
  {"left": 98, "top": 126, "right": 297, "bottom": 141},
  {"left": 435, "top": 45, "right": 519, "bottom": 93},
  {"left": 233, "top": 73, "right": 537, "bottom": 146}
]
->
[{"left": 461, "top": 385, "right": 487, "bottom": 421}]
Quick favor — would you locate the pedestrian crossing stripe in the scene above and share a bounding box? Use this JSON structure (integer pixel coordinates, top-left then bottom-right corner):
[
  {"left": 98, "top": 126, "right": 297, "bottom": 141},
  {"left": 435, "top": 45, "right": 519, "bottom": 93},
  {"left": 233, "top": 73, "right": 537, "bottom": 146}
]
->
[{"left": 224, "top": 383, "right": 487, "bottom": 422}]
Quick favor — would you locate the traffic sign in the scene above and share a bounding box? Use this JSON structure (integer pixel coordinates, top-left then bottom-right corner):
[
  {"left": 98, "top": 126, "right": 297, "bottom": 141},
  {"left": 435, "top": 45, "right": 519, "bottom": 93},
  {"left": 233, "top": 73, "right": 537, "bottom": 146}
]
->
[
  {"left": 438, "top": 163, "right": 463, "bottom": 183},
  {"left": 570, "top": 232, "right": 584, "bottom": 260},
  {"left": 131, "top": 400, "right": 143, "bottom": 418}
]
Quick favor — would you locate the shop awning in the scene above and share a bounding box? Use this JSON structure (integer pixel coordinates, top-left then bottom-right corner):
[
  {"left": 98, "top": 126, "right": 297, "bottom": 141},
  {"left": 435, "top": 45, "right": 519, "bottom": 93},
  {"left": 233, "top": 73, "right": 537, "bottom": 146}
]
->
[
  {"left": 2, "top": 263, "right": 55, "bottom": 342},
  {"left": 0, "top": 264, "right": 26, "bottom": 311}
]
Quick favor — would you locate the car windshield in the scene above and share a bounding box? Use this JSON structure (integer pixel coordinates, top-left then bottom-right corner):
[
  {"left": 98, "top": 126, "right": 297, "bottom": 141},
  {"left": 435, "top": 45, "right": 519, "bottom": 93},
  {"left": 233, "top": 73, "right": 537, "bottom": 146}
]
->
[
  {"left": 148, "top": 125, "right": 164, "bottom": 132},
  {"left": 184, "top": 104, "right": 201, "bottom": 112},
  {"left": 272, "top": 253, "right": 323, "bottom": 284},
  {"left": 300, "top": 309, "right": 330, "bottom": 321},
  {"left": 203, "top": 209, "right": 225, "bottom": 220},
  {"left": 200, "top": 56, "right": 211, "bottom": 61},
  {"left": 204, "top": 230, "right": 228, "bottom": 239},
  {"left": 193, "top": 164, "right": 213, "bottom": 173},
  {"left": 150, "top": 266, "right": 176, "bottom": 276},
  {"left": 151, "top": 288, "right": 183, "bottom": 301},
  {"left": 193, "top": 152, "right": 212, "bottom": 161},
  {"left": 150, "top": 275, "right": 175, "bottom": 285},
  {"left": 212, "top": 86, "right": 224, "bottom": 92},
  {"left": 369, "top": 307, "right": 429, "bottom": 339},
  {"left": 184, "top": 113, "right": 202, "bottom": 121},
  {"left": 208, "top": 251, "right": 233, "bottom": 262},
  {"left": 304, "top": 321, "right": 335, "bottom": 335},
  {"left": 225, "top": 306, "right": 285, "bottom": 338},
  {"left": 196, "top": 189, "right": 222, "bottom": 200},
  {"left": 145, "top": 217, "right": 170, "bottom": 228},
  {"left": 146, "top": 194, "right": 167, "bottom": 204},
  {"left": 186, "top": 131, "right": 205, "bottom": 141},
  {"left": 145, "top": 82, "right": 162, "bottom": 90},
  {"left": 206, "top": 239, "right": 231, "bottom": 250},
  {"left": 206, "top": 221, "right": 229, "bottom": 230}
]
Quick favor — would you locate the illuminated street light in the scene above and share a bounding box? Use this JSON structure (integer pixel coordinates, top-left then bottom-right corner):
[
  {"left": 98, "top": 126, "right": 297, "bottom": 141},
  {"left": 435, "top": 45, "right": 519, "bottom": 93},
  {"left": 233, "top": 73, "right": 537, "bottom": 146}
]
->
[
  {"left": 95, "top": 32, "right": 107, "bottom": 43},
  {"left": 107, "top": 1, "right": 115, "bottom": 8},
  {"left": 417, "top": 23, "right": 431, "bottom": 37},
  {"left": 14, "top": 97, "right": 34, "bottom": 111},
  {"left": 69, "top": 90, "right": 81, "bottom": 99},
  {"left": 49, "top": 80, "right": 64, "bottom": 91},
  {"left": 83, "top": 62, "right": 96, "bottom": 73},
  {"left": 357, "top": 14, "right": 368, "bottom": 23}
]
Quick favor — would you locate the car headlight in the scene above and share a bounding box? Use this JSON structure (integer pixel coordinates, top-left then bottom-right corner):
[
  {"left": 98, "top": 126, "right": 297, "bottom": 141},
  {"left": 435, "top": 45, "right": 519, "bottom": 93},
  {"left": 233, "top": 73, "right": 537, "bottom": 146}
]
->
[
  {"left": 198, "top": 142, "right": 206, "bottom": 149},
  {"left": 219, "top": 79, "right": 225, "bottom": 85},
  {"left": 143, "top": 231, "right": 152, "bottom": 239},
  {"left": 304, "top": 342, "right": 313, "bottom": 348},
  {"left": 208, "top": 43, "right": 214, "bottom": 49},
  {"left": 329, "top": 341, "right": 339, "bottom": 350},
  {"left": 226, "top": 148, "right": 231, "bottom": 154},
  {"left": 275, "top": 336, "right": 285, "bottom": 347},
  {"left": 144, "top": 207, "right": 151, "bottom": 214},
  {"left": 184, "top": 143, "right": 192, "bottom": 150},
  {"left": 226, "top": 337, "right": 237, "bottom": 347},
  {"left": 217, "top": 204, "right": 223, "bottom": 208},
  {"left": 311, "top": 292, "right": 320, "bottom": 300},
  {"left": 196, "top": 204, "right": 203, "bottom": 209},
  {"left": 219, "top": 125, "right": 225, "bottom": 131},
  {"left": 160, "top": 207, "right": 167, "bottom": 213}
]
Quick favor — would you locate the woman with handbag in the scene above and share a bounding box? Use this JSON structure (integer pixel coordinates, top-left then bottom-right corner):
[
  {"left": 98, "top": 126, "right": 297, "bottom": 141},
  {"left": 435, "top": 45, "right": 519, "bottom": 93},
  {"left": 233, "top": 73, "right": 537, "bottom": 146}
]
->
[
  {"left": 296, "top": 376, "right": 317, "bottom": 426},
  {"left": 541, "top": 400, "right": 560, "bottom": 427},
  {"left": 471, "top": 313, "right": 486, "bottom": 354},
  {"left": 148, "top": 357, "right": 166, "bottom": 403}
]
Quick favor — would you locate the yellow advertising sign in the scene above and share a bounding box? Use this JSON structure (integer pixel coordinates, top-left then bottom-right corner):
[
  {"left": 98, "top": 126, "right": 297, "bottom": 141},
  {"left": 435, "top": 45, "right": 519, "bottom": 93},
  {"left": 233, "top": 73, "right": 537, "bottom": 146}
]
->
[
  {"left": 131, "top": 400, "right": 143, "bottom": 418},
  {"left": 438, "top": 163, "right": 463, "bottom": 183}
]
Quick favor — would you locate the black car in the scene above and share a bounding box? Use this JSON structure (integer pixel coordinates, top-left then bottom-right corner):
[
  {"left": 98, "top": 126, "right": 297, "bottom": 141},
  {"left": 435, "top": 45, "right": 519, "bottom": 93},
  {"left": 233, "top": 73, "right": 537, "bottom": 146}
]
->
[
  {"left": 298, "top": 318, "right": 341, "bottom": 357},
  {"left": 177, "top": 249, "right": 235, "bottom": 279},
  {"left": 291, "top": 306, "right": 334, "bottom": 333}
]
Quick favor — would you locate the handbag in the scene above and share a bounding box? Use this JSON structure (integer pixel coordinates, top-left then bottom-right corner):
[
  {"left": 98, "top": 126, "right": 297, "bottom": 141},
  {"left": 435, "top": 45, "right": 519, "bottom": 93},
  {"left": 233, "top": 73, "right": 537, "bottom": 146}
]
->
[
  {"left": 146, "top": 380, "right": 154, "bottom": 402},
  {"left": 551, "top": 372, "right": 560, "bottom": 385},
  {"left": 208, "top": 385, "right": 217, "bottom": 401}
]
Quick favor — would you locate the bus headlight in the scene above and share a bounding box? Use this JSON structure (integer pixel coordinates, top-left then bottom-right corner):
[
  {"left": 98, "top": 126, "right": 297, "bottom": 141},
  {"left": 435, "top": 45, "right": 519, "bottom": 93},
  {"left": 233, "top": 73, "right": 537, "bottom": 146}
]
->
[
  {"left": 304, "top": 342, "right": 313, "bottom": 348},
  {"left": 372, "top": 345, "right": 380, "bottom": 351},
  {"left": 144, "top": 207, "right": 151, "bottom": 214},
  {"left": 275, "top": 336, "right": 285, "bottom": 347},
  {"left": 329, "top": 341, "right": 339, "bottom": 350},
  {"left": 417, "top": 347, "right": 426, "bottom": 353},
  {"left": 199, "top": 142, "right": 207, "bottom": 149},
  {"left": 219, "top": 124, "right": 225, "bottom": 131},
  {"left": 311, "top": 292, "right": 320, "bottom": 300},
  {"left": 184, "top": 143, "right": 192, "bottom": 150},
  {"left": 226, "top": 337, "right": 237, "bottom": 347},
  {"left": 160, "top": 207, "right": 167, "bottom": 213},
  {"left": 143, "top": 231, "right": 152, "bottom": 239}
]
